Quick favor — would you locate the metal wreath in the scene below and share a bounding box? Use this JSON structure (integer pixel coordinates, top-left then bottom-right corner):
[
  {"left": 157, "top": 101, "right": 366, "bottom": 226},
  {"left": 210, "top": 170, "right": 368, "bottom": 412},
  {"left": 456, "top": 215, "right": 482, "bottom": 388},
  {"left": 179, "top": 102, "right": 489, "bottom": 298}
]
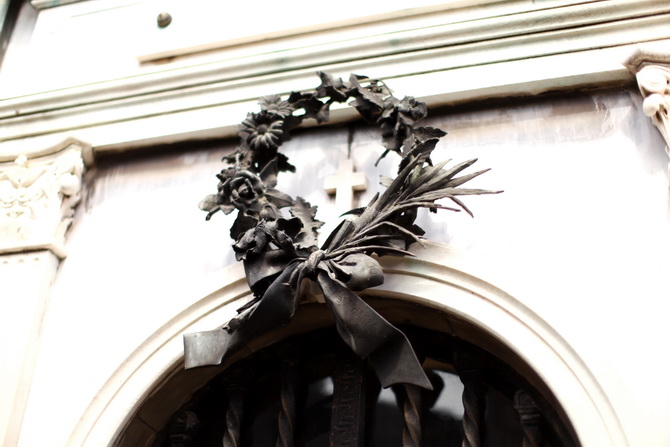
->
[{"left": 184, "top": 72, "right": 500, "bottom": 389}]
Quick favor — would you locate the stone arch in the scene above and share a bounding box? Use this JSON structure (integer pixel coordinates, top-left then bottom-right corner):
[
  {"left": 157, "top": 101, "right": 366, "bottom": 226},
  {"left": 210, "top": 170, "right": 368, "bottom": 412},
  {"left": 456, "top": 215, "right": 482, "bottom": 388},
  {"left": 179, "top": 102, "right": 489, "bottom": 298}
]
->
[{"left": 66, "top": 243, "right": 627, "bottom": 447}]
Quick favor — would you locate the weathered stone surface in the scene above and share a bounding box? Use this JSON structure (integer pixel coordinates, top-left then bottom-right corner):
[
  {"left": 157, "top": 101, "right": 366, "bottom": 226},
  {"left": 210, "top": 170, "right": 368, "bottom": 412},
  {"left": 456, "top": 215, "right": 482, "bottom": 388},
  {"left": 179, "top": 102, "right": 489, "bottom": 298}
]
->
[{"left": 0, "top": 139, "right": 89, "bottom": 258}]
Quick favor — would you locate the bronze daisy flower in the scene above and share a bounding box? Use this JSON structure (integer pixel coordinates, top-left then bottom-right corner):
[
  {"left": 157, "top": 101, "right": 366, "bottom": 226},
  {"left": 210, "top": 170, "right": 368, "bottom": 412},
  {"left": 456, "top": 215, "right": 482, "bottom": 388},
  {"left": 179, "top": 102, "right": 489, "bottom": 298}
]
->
[
  {"left": 240, "top": 113, "right": 284, "bottom": 151},
  {"left": 258, "top": 95, "right": 293, "bottom": 118}
]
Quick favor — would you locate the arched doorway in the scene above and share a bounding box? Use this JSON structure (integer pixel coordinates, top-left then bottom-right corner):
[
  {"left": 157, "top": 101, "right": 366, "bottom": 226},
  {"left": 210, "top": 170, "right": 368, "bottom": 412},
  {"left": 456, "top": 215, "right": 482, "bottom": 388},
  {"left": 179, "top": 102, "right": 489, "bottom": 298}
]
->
[
  {"left": 68, "top": 244, "right": 626, "bottom": 447},
  {"left": 129, "top": 306, "right": 577, "bottom": 447}
]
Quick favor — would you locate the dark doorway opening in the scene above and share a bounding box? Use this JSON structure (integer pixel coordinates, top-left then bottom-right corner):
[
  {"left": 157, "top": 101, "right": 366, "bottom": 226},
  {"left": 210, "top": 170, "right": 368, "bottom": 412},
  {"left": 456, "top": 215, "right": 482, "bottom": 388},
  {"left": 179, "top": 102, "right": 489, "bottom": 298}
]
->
[{"left": 144, "top": 325, "right": 577, "bottom": 447}]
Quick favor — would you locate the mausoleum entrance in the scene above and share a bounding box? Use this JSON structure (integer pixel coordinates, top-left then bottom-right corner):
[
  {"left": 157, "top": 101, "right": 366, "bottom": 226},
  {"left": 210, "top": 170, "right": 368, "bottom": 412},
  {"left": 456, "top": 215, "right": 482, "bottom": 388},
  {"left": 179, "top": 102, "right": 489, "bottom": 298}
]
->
[
  {"left": 115, "top": 298, "right": 578, "bottom": 447},
  {"left": 96, "top": 82, "right": 637, "bottom": 447}
]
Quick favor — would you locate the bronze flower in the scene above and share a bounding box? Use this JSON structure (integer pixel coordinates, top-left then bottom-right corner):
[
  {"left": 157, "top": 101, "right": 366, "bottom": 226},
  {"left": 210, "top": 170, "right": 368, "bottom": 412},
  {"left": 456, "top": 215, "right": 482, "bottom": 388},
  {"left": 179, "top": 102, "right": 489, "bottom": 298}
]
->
[
  {"left": 199, "top": 168, "right": 266, "bottom": 219},
  {"left": 220, "top": 168, "right": 265, "bottom": 213},
  {"left": 258, "top": 95, "right": 294, "bottom": 118},
  {"left": 240, "top": 113, "right": 284, "bottom": 151}
]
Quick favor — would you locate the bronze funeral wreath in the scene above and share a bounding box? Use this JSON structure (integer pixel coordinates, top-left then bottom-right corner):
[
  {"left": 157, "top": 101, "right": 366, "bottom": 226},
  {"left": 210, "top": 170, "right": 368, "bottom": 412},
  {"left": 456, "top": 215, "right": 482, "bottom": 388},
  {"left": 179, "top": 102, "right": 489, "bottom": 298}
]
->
[{"left": 184, "top": 72, "right": 500, "bottom": 389}]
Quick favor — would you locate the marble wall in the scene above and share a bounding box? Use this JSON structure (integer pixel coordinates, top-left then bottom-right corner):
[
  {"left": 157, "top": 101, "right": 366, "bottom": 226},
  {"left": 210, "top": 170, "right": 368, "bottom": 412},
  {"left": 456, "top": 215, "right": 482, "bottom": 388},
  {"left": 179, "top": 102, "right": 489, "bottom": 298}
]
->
[{"left": 17, "top": 86, "right": 670, "bottom": 446}]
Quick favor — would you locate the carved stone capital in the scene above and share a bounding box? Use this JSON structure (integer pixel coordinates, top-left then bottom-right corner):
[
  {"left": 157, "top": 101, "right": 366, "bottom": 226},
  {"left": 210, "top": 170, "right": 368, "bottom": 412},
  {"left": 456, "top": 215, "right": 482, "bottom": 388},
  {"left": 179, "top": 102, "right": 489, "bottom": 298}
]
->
[
  {"left": 625, "top": 49, "right": 670, "bottom": 183},
  {"left": 0, "top": 138, "right": 91, "bottom": 258}
]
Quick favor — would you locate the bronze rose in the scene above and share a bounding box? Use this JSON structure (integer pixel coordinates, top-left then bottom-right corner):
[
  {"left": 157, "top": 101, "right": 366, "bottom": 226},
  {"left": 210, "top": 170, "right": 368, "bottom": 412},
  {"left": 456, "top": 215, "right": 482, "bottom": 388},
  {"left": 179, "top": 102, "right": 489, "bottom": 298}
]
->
[
  {"left": 199, "top": 163, "right": 294, "bottom": 227},
  {"left": 219, "top": 168, "right": 265, "bottom": 214},
  {"left": 199, "top": 168, "right": 266, "bottom": 219}
]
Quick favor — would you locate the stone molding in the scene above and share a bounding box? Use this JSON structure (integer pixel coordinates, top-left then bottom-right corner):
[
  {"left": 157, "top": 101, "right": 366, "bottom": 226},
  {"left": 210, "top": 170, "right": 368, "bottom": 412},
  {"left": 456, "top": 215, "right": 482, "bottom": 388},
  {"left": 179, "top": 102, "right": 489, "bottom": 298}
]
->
[
  {"left": 0, "top": 138, "right": 91, "bottom": 258},
  {"left": 1, "top": 1, "right": 669, "bottom": 156}
]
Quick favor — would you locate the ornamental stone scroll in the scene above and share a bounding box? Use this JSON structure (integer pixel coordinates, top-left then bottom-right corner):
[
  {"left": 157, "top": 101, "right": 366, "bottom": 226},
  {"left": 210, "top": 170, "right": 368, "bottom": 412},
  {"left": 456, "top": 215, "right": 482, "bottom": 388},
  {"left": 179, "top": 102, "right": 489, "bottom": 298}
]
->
[
  {"left": 0, "top": 138, "right": 91, "bottom": 259},
  {"left": 625, "top": 49, "right": 670, "bottom": 185}
]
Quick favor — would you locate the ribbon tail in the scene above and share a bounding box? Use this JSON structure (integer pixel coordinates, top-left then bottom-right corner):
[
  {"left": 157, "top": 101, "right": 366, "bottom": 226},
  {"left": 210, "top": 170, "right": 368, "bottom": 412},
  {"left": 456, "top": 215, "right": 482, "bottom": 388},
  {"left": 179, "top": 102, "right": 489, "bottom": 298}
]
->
[
  {"left": 184, "top": 263, "right": 302, "bottom": 369},
  {"left": 184, "top": 328, "right": 232, "bottom": 369},
  {"left": 316, "top": 270, "right": 432, "bottom": 389}
]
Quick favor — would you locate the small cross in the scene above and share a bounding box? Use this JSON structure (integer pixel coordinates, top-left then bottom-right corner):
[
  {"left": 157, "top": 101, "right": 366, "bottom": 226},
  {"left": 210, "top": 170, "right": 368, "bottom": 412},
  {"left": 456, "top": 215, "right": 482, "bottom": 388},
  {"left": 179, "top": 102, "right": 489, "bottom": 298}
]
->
[{"left": 324, "top": 158, "right": 367, "bottom": 214}]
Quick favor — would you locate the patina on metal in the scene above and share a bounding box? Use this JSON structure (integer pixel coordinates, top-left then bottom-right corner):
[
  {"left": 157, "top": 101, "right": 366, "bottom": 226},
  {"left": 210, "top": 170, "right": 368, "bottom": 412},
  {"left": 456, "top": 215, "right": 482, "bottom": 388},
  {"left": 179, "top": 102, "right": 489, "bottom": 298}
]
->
[
  {"left": 185, "top": 72, "right": 500, "bottom": 390},
  {"left": 329, "top": 346, "right": 368, "bottom": 447},
  {"left": 456, "top": 349, "right": 488, "bottom": 447},
  {"left": 514, "top": 390, "right": 544, "bottom": 447}
]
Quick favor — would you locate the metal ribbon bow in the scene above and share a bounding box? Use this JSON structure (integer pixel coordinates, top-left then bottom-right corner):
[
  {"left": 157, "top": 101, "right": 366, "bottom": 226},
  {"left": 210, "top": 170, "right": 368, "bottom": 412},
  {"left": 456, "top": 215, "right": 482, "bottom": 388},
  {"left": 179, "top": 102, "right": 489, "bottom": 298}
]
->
[{"left": 184, "top": 247, "right": 432, "bottom": 389}]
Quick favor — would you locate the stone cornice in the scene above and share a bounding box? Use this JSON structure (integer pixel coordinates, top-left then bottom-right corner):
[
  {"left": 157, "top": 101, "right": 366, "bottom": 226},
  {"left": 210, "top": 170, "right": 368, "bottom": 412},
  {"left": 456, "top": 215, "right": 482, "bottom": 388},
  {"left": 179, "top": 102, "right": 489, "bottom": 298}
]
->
[
  {"left": 0, "top": 1, "right": 668, "bottom": 159},
  {"left": 8, "top": 1, "right": 666, "bottom": 116},
  {"left": 0, "top": 138, "right": 91, "bottom": 258}
]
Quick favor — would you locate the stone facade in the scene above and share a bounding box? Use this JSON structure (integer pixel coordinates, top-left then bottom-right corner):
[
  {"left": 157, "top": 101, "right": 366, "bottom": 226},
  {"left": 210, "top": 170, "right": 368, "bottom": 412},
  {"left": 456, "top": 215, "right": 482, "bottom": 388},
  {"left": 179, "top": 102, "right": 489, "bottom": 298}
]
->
[{"left": 1, "top": 2, "right": 670, "bottom": 447}]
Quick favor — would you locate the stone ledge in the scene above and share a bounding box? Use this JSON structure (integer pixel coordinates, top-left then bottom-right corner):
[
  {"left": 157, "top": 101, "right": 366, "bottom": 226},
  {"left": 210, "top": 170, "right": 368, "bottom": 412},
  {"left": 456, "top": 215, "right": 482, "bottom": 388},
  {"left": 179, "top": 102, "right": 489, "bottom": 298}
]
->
[{"left": 0, "top": 2, "right": 668, "bottom": 160}]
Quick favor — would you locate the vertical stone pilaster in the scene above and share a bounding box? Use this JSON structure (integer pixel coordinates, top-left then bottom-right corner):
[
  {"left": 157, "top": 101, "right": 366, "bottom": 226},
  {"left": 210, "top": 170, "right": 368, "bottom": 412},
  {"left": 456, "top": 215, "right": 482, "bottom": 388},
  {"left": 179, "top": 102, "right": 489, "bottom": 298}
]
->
[
  {"left": 0, "top": 251, "right": 60, "bottom": 447},
  {"left": 0, "top": 138, "right": 91, "bottom": 447}
]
